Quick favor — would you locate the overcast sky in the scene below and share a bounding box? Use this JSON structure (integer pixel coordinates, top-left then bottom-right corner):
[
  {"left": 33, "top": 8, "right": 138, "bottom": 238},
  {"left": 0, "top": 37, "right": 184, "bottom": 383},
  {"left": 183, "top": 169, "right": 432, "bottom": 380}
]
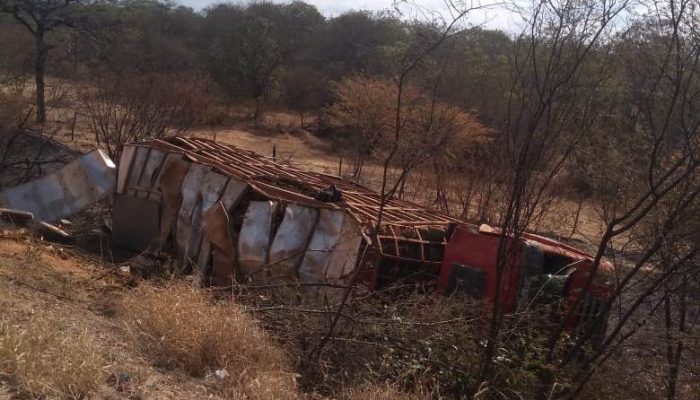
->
[{"left": 174, "top": 0, "right": 524, "bottom": 32}]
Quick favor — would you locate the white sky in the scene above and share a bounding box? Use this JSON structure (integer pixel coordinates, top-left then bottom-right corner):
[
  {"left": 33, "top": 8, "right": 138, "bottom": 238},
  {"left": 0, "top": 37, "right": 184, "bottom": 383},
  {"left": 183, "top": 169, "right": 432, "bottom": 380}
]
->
[{"left": 175, "top": 0, "right": 524, "bottom": 32}]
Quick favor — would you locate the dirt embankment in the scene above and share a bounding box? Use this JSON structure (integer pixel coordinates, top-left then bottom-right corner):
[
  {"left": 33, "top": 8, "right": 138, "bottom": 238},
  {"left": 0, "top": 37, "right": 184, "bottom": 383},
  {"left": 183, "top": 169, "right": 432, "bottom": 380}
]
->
[{"left": 0, "top": 233, "right": 235, "bottom": 399}]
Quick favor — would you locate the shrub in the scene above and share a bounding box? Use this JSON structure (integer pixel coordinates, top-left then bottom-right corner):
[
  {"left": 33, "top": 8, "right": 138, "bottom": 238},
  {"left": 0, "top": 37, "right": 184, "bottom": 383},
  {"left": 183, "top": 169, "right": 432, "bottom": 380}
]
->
[
  {"left": 83, "top": 72, "right": 213, "bottom": 160},
  {"left": 324, "top": 76, "right": 488, "bottom": 181},
  {"left": 119, "top": 282, "right": 298, "bottom": 399},
  {"left": 341, "top": 383, "right": 429, "bottom": 400}
]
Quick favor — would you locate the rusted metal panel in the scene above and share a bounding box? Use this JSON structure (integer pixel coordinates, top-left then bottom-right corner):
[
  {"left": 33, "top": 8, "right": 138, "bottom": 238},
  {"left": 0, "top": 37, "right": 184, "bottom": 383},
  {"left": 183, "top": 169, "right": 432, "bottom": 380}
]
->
[
  {"left": 153, "top": 154, "right": 190, "bottom": 246},
  {"left": 0, "top": 150, "right": 116, "bottom": 222},
  {"left": 268, "top": 205, "right": 318, "bottom": 280},
  {"left": 203, "top": 202, "right": 237, "bottom": 286},
  {"left": 238, "top": 201, "right": 278, "bottom": 282}
]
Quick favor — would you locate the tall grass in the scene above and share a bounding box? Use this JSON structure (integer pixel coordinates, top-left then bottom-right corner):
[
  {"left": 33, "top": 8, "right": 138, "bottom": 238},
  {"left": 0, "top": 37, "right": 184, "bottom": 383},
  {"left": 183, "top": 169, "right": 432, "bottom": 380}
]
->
[
  {"left": 119, "top": 282, "right": 298, "bottom": 399},
  {"left": 0, "top": 316, "right": 106, "bottom": 399},
  {"left": 341, "top": 384, "right": 430, "bottom": 400}
]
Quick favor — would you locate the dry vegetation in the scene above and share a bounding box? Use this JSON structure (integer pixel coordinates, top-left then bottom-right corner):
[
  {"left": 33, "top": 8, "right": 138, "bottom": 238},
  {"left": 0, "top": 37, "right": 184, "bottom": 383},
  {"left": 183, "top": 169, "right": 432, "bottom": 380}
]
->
[
  {"left": 0, "top": 234, "right": 438, "bottom": 399},
  {"left": 120, "top": 283, "right": 298, "bottom": 400},
  {"left": 0, "top": 316, "right": 106, "bottom": 399}
]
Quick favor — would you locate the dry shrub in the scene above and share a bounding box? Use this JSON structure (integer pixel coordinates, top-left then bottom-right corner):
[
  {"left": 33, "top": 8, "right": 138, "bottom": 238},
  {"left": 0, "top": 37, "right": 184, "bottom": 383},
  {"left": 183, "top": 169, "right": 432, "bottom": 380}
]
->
[
  {"left": 324, "top": 76, "right": 489, "bottom": 180},
  {"left": 246, "top": 286, "right": 485, "bottom": 397},
  {"left": 0, "top": 316, "right": 106, "bottom": 399},
  {"left": 0, "top": 90, "right": 27, "bottom": 128},
  {"left": 119, "top": 282, "right": 298, "bottom": 399},
  {"left": 83, "top": 71, "right": 214, "bottom": 160},
  {"left": 340, "top": 383, "right": 429, "bottom": 400}
]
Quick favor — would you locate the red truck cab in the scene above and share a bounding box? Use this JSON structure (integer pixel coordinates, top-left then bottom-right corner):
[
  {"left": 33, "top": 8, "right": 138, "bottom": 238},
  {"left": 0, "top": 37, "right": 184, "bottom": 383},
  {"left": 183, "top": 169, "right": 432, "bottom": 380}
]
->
[{"left": 439, "top": 224, "right": 614, "bottom": 336}]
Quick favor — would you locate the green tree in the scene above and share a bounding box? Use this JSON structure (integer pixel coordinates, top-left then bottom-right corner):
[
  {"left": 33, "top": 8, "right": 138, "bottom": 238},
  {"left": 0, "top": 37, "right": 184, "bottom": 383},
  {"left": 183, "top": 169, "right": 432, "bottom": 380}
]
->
[{"left": 204, "top": 1, "right": 324, "bottom": 124}]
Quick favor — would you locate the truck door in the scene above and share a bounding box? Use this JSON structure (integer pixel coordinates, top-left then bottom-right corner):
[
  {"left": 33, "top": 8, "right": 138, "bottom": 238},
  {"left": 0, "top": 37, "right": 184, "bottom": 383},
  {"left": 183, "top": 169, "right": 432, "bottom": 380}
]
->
[{"left": 439, "top": 227, "right": 523, "bottom": 312}]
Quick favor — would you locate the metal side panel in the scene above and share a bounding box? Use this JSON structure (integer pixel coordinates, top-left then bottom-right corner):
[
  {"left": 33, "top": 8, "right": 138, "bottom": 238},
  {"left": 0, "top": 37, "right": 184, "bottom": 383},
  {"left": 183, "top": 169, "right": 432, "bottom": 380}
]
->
[
  {"left": 178, "top": 164, "right": 209, "bottom": 219},
  {"left": 195, "top": 235, "right": 212, "bottom": 284},
  {"left": 318, "top": 212, "right": 363, "bottom": 304},
  {"left": 199, "top": 171, "right": 229, "bottom": 213},
  {"left": 125, "top": 146, "right": 150, "bottom": 195},
  {"left": 298, "top": 209, "right": 345, "bottom": 287},
  {"left": 179, "top": 198, "right": 202, "bottom": 266},
  {"left": 219, "top": 178, "right": 248, "bottom": 211},
  {"left": 238, "top": 201, "right": 278, "bottom": 282},
  {"left": 190, "top": 171, "right": 229, "bottom": 275},
  {"left": 176, "top": 164, "right": 209, "bottom": 265},
  {"left": 136, "top": 149, "right": 167, "bottom": 198},
  {"left": 117, "top": 145, "right": 136, "bottom": 194},
  {"left": 204, "top": 202, "right": 237, "bottom": 287},
  {"left": 154, "top": 154, "right": 190, "bottom": 246},
  {"left": 268, "top": 205, "right": 318, "bottom": 281},
  {"left": 324, "top": 214, "right": 362, "bottom": 281},
  {"left": 80, "top": 149, "right": 117, "bottom": 198},
  {"left": 0, "top": 150, "right": 116, "bottom": 222}
]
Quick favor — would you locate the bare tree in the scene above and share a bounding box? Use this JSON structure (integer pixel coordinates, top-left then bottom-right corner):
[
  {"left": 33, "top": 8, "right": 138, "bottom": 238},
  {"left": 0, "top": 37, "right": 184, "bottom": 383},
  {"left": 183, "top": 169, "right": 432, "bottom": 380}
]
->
[
  {"left": 475, "top": 0, "right": 629, "bottom": 387},
  {"left": 305, "top": 0, "right": 494, "bottom": 366},
  {"left": 83, "top": 72, "right": 212, "bottom": 160},
  {"left": 0, "top": 0, "right": 88, "bottom": 123},
  {"left": 548, "top": 1, "right": 700, "bottom": 397}
]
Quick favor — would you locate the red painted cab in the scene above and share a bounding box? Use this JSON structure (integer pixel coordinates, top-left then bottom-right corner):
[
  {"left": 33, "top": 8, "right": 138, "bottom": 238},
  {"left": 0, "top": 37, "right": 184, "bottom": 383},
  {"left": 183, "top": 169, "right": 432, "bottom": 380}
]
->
[{"left": 439, "top": 224, "right": 615, "bottom": 337}]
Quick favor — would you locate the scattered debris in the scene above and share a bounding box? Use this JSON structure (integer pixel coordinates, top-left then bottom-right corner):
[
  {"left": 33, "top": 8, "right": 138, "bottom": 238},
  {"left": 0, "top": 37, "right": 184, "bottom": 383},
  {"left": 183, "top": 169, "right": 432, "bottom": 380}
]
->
[
  {"left": 314, "top": 184, "right": 342, "bottom": 202},
  {"left": 31, "top": 221, "right": 72, "bottom": 243},
  {"left": 214, "top": 369, "right": 229, "bottom": 380},
  {"left": 0, "top": 207, "right": 35, "bottom": 227}
]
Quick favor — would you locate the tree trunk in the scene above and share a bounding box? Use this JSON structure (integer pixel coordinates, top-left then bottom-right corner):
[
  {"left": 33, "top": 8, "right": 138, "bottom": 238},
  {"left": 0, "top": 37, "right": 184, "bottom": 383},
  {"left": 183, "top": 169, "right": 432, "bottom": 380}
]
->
[
  {"left": 664, "top": 280, "right": 687, "bottom": 400},
  {"left": 252, "top": 95, "right": 264, "bottom": 127},
  {"left": 35, "top": 30, "right": 47, "bottom": 124},
  {"left": 568, "top": 197, "right": 584, "bottom": 239}
]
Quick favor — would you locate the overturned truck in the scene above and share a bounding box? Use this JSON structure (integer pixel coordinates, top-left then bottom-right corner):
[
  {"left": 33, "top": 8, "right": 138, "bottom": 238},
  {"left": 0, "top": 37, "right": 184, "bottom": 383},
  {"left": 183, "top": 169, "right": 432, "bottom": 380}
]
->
[
  {"left": 114, "top": 136, "right": 614, "bottom": 334},
  {"left": 114, "top": 136, "right": 461, "bottom": 301}
]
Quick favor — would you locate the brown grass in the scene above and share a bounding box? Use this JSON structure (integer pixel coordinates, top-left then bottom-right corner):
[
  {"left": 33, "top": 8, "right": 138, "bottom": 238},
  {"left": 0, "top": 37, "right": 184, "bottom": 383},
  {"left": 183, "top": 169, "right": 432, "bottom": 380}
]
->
[
  {"left": 0, "top": 315, "right": 107, "bottom": 399},
  {"left": 119, "top": 282, "right": 298, "bottom": 399},
  {"left": 340, "top": 384, "right": 430, "bottom": 400}
]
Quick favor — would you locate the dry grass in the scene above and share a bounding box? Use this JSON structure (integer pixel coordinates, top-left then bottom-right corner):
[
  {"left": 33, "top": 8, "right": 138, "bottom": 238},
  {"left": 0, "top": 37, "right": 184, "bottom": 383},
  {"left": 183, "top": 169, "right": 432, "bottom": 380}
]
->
[
  {"left": 340, "top": 384, "right": 430, "bottom": 400},
  {"left": 119, "top": 282, "right": 298, "bottom": 399},
  {"left": 0, "top": 315, "right": 107, "bottom": 399}
]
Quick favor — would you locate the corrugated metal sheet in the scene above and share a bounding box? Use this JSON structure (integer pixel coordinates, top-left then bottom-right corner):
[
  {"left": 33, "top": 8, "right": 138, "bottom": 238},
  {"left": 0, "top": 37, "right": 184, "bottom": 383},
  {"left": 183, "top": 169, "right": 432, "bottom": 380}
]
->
[
  {"left": 268, "top": 205, "right": 319, "bottom": 280},
  {"left": 238, "top": 200, "right": 278, "bottom": 281},
  {"left": 0, "top": 150, "right": 115, "bottom": 222}
]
